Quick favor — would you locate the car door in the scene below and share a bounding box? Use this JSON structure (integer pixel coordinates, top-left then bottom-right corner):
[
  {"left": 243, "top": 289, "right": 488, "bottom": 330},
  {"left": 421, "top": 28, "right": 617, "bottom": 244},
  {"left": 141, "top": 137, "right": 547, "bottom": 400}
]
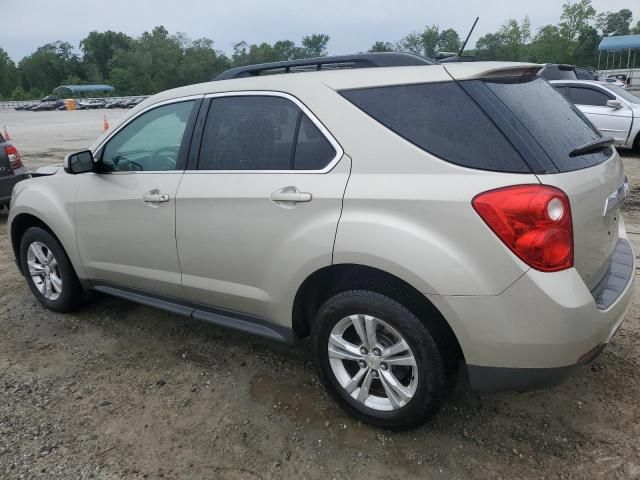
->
[
  {"left": 175, "top": 92, "right": 350, "bottom": 323},
  {"left": 75, "top": 97, "right": 201, "bottom": 297},
  {"left": 568, "top": 86, "right": 633, "bottom": 144}
]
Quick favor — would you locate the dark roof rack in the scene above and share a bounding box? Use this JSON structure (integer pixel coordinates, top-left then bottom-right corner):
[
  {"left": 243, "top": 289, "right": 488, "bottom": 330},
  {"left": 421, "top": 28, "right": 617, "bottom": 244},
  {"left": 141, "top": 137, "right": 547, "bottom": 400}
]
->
[{"left": 213, "top": 52, "right": 435, "bottom": 81}]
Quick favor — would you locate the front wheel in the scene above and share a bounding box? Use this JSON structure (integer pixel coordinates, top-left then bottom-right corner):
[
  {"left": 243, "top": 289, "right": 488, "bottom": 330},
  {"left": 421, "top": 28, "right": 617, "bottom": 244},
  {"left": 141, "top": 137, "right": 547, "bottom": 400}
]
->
[
  {"left": 19, "top": 226, "right": 86, "bottom": 312},
  {"left": 311, "top": 290, "right": 448, "bottom": 430}
]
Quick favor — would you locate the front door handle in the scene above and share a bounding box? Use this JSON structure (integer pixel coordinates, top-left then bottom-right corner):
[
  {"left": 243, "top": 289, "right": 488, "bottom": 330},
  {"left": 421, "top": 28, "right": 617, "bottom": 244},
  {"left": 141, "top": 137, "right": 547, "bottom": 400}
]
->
[
  {"left": 142, "top": 190, "right": 170, "bottom": 205},
  {"left": 270, "top": 187, "right": 312, "bottom": 206}
]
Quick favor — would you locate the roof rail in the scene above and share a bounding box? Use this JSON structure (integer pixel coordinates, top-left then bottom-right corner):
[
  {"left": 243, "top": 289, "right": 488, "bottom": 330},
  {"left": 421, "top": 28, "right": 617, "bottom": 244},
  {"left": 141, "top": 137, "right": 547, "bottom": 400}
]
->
[{"left": 213, "top": 52, "right": 435, "bottom": 81}]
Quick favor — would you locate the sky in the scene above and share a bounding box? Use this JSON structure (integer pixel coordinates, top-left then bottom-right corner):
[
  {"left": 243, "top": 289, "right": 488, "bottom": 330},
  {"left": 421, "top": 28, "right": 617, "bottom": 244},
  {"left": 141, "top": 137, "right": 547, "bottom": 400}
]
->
[{"left": 2, "top": 0, "right": 639, "bottom": 62}]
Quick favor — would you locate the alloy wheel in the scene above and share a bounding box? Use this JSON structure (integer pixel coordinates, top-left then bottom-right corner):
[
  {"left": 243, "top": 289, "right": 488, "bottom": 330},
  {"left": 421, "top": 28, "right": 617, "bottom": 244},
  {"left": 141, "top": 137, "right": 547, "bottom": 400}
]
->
[
  {"left": 27, "top": 241, "right": 62, "bottom": 301},
  {"left": 328, "top": 314, "right": 418, "bottom": 411}
]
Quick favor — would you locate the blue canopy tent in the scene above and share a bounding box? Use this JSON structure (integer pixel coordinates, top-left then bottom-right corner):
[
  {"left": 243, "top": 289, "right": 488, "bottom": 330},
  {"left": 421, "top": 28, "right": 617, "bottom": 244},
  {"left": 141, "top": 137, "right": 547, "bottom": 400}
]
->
[
  {"left": 52, "top": 84, "right": 115, "bottom": 97},
  {"left": 598, "top": 35, "right": 639, "bottom": 84}
]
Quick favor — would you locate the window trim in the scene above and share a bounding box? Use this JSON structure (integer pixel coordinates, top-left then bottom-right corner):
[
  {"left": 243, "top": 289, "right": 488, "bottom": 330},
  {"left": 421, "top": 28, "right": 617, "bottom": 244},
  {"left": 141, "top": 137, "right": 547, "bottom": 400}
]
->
[
  {"left": 568, "top": 86, "right": 615, "bottom": 107},
  {"left": 188, "top": 90, "right": 344, "bottom": 174},
  {"left": 92, "top": 95, "right": 204, "bottom": 175}
]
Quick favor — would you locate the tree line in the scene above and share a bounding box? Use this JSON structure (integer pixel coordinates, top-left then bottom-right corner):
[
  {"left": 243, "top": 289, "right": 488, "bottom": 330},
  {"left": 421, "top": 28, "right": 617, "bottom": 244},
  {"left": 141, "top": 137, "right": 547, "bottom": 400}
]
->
[{"left": 0, "top": 0, "right": 638, "bottom": 100}]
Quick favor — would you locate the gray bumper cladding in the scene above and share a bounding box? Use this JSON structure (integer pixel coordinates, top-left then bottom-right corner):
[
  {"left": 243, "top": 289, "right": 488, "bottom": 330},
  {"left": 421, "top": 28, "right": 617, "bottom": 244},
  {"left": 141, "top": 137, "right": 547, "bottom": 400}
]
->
[{"left": 590, "top": 239, "right": 634, "bottom": 310}]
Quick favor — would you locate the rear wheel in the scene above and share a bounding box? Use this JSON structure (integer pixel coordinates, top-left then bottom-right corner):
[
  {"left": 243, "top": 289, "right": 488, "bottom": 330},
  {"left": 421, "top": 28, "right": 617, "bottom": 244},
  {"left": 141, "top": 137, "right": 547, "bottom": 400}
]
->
[
  {"left": 19, "top": 226, "right": 86, "bottom": 312},
  {"left": 311, "top": 290, "right": 448, "bottom": 430}
]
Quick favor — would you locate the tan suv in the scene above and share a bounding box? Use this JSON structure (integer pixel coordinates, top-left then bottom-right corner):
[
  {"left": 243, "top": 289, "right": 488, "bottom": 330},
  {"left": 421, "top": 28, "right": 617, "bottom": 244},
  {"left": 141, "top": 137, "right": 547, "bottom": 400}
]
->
[{"left": 8, "top": 53, "right": 635, "bottom": 430}]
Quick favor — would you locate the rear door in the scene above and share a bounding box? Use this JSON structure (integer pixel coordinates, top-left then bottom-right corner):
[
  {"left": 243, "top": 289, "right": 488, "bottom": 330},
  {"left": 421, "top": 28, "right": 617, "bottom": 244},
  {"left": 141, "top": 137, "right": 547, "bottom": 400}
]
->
[
  {"left": 567, "top": 85, "right": 633, "bottom": 144},
  {"left": 175, "top": 92, "right": 349, "bottom": 322}
]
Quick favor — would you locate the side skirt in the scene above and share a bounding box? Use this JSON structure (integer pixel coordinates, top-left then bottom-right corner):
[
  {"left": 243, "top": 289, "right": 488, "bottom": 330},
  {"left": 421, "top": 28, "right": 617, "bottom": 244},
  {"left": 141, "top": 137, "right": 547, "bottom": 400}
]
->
[{"left": 92, "top": 283, "right": 295, "bottom": 344}]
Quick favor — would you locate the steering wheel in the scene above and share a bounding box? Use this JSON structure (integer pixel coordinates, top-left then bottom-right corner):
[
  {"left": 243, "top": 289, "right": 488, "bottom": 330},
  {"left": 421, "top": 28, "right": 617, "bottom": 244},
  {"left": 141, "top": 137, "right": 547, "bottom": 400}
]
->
[{"left": 150, "top": 146, "right": 179, "bottom": 171}]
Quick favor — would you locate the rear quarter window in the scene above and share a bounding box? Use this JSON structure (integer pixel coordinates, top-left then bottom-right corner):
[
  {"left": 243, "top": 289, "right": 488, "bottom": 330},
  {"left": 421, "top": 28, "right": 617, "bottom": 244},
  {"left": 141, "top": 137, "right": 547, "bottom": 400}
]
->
[{"left": 340, "top": 82, "right": 531, "bottom": 173}]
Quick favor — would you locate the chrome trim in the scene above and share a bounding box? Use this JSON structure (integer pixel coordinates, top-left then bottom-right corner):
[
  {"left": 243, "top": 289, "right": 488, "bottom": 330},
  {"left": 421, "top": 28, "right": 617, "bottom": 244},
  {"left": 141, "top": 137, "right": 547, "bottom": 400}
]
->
[
  {"left": 603, "top": 176, "right": 629, "bottom": 216},
  {"left": 186, "top": 90, "right": 344, "bottom": 174}
]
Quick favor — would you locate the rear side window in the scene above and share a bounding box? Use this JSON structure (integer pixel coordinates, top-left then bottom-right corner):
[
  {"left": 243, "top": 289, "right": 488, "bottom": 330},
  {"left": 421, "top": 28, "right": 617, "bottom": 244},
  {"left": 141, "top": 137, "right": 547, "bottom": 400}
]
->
[
  {"left": 568, "top": 87, "right": 612, "bottom": 106},
  {"left": 198, "top": 95, "right": 336, "bottom": 171},
  {"left": 340, "top": 82, "right": 530, "bottom": 173},
  {"left": 483, "top": 78, "right": 611, "bottom": 171},
  {"left": 294, "top": 116, "right": 336, "bottom": 170}
]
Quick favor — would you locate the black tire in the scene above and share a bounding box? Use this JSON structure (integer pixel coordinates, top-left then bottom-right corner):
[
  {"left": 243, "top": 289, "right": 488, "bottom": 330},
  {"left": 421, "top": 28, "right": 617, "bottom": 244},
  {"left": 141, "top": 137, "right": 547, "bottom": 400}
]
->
[
  {"left": 634, "top": 133, "right": 640, "bottom": 152},
  {"left": 311, "top": 290, "right": 448, "bottom": 431},
  {"left": 19, "top": 226, "right": 86, "bottom": 313}
]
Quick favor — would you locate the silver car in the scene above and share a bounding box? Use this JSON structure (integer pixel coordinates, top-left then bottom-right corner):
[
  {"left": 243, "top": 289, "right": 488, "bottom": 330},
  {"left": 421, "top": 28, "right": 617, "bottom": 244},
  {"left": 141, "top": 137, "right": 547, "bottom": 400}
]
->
[
  {"left": 8, "top": 54, "right": 635, "bottom": 430},
  {"left": 550, "top": 79, "right": 640, "bottom": 150}
]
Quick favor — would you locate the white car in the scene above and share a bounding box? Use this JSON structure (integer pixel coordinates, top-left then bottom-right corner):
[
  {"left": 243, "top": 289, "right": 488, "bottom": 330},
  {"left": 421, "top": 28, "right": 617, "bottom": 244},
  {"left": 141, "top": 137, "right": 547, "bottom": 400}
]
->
[{"left": 550, "top": 79, "right": 640, "bottom": 150}]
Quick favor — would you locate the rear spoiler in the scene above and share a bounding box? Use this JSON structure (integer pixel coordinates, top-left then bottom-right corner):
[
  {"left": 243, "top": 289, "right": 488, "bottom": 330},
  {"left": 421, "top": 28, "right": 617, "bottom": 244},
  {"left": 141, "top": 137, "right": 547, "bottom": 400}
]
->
[{"left": 443, "top": 62, "right": 542, "bottom": 81}]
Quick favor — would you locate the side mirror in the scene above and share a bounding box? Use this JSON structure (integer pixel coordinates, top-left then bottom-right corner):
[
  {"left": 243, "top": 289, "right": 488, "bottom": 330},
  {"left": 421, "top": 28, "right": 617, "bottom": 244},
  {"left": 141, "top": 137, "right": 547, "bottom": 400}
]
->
[
  {"left": 64, "top": 150, "right": 95, "bottom": 174},
  {"left": 607, "top": 99, "right": 623, "bottom": 109}
]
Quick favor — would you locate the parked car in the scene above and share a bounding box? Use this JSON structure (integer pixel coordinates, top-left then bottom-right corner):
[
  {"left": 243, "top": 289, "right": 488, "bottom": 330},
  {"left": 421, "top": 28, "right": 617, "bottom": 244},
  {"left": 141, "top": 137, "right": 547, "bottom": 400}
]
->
[
  {"left": 122, "top": 97, "right": 145, "bottom": 108},
  {"left": 574, "top": 66, "right": 598, "bottom": 80},
  {"left": 550, "top": 79, "right": 640, "bottom": 150},
  {"left": 105, "top": 99, "right": 126, "bottom": 109},
  {"left": 538, "top": 63, "right": 577, "bottom": 81},
  {"left": 0, "top": 133, "right": 29, "bottom": 208},
  {"left": 32, "top": 99, "right": 64, "bottom": 111},
  {"left": 77, "top": 98, "right": 107, "bottom": 110},
  {"left": 8, "top": 54, "right": 635, "bottom": 430}
]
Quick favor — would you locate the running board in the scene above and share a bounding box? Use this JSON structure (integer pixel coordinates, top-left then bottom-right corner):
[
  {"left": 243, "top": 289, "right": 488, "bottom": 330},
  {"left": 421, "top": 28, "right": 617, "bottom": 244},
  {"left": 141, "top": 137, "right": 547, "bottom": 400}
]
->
[{"left": 92, "top": 284, "right": 294, "bottom": 344}]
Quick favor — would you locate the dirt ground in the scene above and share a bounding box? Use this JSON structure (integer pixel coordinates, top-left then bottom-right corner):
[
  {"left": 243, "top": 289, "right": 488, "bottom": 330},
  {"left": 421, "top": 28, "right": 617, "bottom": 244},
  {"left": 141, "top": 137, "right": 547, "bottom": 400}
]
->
[{"left": 0, "top": 110, "right": 639, "bottom": 480}]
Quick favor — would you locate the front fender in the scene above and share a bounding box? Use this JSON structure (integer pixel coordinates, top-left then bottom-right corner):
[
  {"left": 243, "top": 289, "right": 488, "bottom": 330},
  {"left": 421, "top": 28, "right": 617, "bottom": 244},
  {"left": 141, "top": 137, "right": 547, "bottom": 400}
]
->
[{"left": 8, "top": 173, "right": 85, "bottom": 279}]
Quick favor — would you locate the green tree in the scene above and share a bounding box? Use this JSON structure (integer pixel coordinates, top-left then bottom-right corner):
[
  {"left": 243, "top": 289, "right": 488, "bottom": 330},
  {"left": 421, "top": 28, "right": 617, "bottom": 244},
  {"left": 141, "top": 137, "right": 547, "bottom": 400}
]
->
[
  {"left": 529, "top": 25, "right": 572, "bottom": 64},
  {"left": 10, "top": 86, "right": 27, "bottom": 100},
  {"left": 437, "top": 28, "right": 461, "bottom": 53},
  {"left": 368, "top": 41, "right": 395, "bottom": 53},
  {"left": 633, "top": 20, "right": 640, "bottom": 34},
  {"left": 0, "top": 47, "right": 20, "bottom": 98},
  {"left": 559, "top": 0, "right": 596, "bottom": 41},
  {"left": 475, "top": 18, "right": 531, "bottom": 61},
  {"left": 18, "top": 41, "right": 83, "bottom": 94},
  {"left": 80, "top": 31, "right": 133, "bottom": 81},
  {"left": 398, "top": 25, "right": 439, "bottom": 57},
  {"left": 596, "top": 9, "right": 633, "bottom": 36},
  {"left": 300, "top": 34, "right": 330, "bottom": 57}
]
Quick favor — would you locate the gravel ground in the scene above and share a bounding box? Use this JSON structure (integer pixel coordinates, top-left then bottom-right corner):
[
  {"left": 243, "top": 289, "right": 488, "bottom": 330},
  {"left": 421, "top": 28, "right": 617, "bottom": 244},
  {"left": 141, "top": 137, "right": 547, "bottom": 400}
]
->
[{"left": 0, "top": 110, "right": 639, "bottom": 479}]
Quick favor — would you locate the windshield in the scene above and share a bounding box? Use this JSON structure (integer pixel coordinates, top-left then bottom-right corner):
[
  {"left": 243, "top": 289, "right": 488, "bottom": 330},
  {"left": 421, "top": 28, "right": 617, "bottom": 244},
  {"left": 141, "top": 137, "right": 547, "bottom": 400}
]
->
[{"left": 607, "top": 85, "right": 640, "bottom": 105}]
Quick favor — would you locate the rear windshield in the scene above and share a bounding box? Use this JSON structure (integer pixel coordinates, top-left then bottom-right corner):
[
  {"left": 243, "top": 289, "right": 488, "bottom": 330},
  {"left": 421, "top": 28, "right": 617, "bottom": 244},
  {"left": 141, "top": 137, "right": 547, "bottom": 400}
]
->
[
  {"left": 482, "top": 77, "right": 611, "bottom": 171},
  {"left": 340, "top": 76, "right": 611, "bottom": 174}
]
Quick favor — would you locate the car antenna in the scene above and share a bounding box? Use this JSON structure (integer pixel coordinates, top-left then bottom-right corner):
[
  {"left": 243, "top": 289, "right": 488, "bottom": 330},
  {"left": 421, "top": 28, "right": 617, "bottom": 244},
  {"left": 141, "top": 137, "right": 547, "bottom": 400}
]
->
[{"left": 458, "top": 17, "right": 480, "bottom": 57}]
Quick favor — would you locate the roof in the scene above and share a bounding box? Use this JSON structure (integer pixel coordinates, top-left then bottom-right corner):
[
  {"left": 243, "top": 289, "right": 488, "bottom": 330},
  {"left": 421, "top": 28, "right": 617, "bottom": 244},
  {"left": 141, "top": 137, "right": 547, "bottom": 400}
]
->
[
  {"left": 599, "top": 34, "right": 640, "bottom": 51},
  {"left": 53, "top": 84, "right": 115, "bottom": 96}
]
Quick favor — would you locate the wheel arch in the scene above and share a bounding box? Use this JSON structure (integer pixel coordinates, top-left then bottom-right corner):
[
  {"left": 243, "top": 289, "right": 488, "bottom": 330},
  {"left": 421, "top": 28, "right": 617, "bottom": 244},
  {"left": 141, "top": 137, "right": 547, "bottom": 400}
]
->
[
  {"left": 11, "top": 213, "right": 70, "bottom": 276},
  {"left": 292, "top": 263, "right": 465, "bottom": 365}
]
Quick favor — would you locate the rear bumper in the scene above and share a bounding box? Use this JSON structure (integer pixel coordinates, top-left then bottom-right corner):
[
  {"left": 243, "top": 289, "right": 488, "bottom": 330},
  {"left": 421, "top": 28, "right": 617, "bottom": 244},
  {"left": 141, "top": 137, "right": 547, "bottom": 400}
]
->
[{"left": 428, "top": 238, "right": 635, "bottom": 392}]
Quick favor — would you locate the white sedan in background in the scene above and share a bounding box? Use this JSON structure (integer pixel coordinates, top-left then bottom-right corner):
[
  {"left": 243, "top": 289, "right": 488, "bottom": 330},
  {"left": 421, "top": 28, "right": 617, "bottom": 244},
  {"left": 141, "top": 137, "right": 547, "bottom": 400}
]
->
[{"left": 550, "top": 80, "right": 640, "bottom": 150}]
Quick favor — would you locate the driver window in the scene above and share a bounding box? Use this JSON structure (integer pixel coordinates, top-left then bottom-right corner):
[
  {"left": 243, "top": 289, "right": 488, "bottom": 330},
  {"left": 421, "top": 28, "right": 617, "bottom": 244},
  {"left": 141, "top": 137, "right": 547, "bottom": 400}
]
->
[{"left": 101, "top": 100, "right": 195, "bottom": 172}]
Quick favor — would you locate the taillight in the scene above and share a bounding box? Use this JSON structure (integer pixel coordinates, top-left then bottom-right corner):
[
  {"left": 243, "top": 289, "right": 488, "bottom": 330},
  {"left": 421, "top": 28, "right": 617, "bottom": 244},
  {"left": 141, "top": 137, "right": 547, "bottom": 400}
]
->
[
  {"left": 472, "top": 185, "right": 573, "bottom": 272},
  {"left": 5, "top": 145, "right": 22, "bottom": 169}
]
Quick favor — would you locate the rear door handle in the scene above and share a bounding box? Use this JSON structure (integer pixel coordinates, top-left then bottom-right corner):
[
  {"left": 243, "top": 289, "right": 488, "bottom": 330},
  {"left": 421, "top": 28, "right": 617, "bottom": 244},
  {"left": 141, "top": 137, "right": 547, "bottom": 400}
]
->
[
  {"left": 270, "top": 187, "right": 312, "bottom": 205},
  {"left": 142, "top": 190, "right": 170, "bottom": 204}
]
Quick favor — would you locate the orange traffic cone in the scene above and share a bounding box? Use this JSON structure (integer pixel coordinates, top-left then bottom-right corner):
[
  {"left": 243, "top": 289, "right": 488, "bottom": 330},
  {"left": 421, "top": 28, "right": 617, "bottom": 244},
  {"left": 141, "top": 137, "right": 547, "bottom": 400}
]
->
[
  {"left": 3, "top": 125, "right": 11, "bottom": 140},
  {"left": 102, "top": 115, "right": 110, "bottom": 133}
]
